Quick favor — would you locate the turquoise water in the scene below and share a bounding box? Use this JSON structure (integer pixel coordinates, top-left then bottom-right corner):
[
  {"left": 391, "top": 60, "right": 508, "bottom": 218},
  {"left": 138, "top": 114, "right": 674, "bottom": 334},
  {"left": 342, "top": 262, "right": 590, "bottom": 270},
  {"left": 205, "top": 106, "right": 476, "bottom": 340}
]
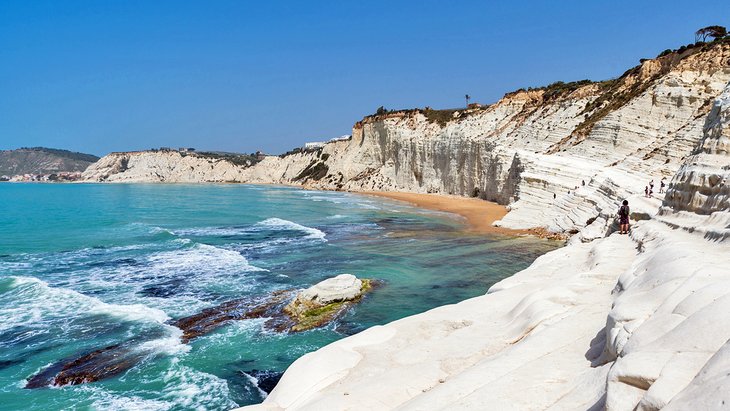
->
[{"left": 0, "top": 183, "right": 559, "bottom": 410}]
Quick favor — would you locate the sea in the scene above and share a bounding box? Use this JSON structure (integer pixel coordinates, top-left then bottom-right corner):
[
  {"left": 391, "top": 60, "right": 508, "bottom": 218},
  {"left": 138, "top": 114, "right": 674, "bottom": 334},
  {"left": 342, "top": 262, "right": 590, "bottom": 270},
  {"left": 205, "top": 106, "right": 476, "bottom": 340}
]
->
[{"left": 0, "top": 183, "right": 559, "bottom": 410}]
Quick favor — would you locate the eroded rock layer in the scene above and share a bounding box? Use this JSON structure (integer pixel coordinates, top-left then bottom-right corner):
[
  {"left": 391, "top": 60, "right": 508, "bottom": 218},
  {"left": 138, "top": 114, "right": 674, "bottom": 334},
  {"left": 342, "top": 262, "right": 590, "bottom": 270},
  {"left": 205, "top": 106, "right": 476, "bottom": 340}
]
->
[{"left": 235, "top": 49, "right": 730, "bottom": 410}]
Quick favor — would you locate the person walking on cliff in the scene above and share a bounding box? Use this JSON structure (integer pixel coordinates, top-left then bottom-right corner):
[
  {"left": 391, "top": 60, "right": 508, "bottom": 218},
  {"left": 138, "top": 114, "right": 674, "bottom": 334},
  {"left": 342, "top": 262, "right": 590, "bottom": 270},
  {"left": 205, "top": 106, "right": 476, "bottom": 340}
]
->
[
  {"left": 660, "top": 177, "right": 666, "bottom": 194},
  {"left": 618, "top": 200, "right": 630, "bottom": 235},
  {"left": 645, "top": 186, "right": 649, "bottom": 198},
  {"left": 649, "top": 179, "right": 654, "bottom": 196}
]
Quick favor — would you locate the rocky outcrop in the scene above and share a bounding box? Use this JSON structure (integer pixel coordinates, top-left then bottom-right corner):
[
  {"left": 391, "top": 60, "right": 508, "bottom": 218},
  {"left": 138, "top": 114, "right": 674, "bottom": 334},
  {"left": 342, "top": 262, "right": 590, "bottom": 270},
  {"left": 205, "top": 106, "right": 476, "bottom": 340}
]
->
[
  {"left": 239, "top": 83, "right": 730, "bottom": 410},
  {"left": 601, "top": 81, "right": 730, "bottom": 410},
  {"left": 284, "top": 274, "right": 372, "bottom": 332},
  {"left": 81, "top": 150, "right": 254, "bottom": 183}
]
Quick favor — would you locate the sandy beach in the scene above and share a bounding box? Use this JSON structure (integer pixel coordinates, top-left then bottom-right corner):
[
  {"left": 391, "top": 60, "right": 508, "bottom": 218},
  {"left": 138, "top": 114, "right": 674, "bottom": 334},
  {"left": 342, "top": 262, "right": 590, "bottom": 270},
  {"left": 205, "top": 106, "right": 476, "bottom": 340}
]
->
[{"left": 364, "top": 191, "right": 524, "bottom": 235}]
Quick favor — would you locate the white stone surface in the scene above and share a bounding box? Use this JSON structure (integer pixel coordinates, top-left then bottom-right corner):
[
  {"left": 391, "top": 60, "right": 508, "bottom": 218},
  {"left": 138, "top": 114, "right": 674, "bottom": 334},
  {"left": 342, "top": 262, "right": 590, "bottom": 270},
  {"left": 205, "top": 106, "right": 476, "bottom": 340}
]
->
[
  {"left": 298, "top": 274, "right": 363, "bottom": 305},
  {"left": 238, "top": 79, "right": 730, "bottom": 410}
]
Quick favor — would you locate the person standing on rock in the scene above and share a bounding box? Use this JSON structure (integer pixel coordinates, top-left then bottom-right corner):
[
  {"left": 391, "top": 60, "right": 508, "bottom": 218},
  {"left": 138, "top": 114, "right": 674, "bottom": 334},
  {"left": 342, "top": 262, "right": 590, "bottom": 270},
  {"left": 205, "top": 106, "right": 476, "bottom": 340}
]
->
[
  {"left": 645, "top": 186, "right": 649, "bottom": 198},
  {"left": 660, "top": 178, "right": 666, "bottom": 193},
  {"left": 618, "top": 200, "right": 630, "bottom": 234},
  {"left": 649, "top": 179, "right": 654, "bottom": 195}
]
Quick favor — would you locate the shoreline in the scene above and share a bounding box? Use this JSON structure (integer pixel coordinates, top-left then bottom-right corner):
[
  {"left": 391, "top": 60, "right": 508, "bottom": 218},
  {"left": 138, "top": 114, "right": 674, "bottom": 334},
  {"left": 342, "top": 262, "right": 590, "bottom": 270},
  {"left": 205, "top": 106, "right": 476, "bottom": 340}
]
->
[{"left": 362, "top": 191, "right": 528, "bottom": 236}]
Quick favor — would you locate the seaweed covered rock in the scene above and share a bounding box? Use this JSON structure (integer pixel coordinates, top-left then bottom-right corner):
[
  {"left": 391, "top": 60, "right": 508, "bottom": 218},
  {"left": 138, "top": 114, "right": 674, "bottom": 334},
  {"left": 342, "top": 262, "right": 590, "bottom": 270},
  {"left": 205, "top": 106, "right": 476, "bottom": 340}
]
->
[{"left": 284, "top": 274, "right": 371, "bottom": 332}]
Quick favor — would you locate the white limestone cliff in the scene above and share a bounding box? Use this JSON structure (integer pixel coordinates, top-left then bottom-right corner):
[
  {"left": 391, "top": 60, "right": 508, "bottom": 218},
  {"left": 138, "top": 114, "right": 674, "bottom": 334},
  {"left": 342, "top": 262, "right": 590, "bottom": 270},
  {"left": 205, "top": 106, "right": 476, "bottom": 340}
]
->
[
  {"left": 238, "top": 60, "right": 730, "bottom": 409},
  {"left": 84, "top": 44, "right": 730, "bottom": 240}
]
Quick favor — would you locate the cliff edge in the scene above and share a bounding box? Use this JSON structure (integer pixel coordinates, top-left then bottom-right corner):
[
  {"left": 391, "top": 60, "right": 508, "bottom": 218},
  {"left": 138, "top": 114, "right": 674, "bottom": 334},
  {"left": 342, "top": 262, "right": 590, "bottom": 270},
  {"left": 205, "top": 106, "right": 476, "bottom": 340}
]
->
[{"left": 239, "top": 77, "right": 730, "bottom": 411}]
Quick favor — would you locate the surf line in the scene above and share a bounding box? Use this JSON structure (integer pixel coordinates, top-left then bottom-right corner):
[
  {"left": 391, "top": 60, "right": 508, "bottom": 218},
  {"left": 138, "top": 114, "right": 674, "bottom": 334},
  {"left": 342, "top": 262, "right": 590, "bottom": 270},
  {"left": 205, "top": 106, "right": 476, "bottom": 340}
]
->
[{"left": 25, "top": 292, "right": 293, "bottom": 388}]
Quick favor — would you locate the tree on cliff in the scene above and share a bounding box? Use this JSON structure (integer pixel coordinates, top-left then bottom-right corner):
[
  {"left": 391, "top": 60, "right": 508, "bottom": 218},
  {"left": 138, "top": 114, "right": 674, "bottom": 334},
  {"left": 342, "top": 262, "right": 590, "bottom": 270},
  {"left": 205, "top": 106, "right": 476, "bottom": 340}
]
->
[
  {"left": 465, "top": 94, "right": 471, "bottom": 107},
  {"left": 695, "top": 25, "right": 727, "bottom": 42}
]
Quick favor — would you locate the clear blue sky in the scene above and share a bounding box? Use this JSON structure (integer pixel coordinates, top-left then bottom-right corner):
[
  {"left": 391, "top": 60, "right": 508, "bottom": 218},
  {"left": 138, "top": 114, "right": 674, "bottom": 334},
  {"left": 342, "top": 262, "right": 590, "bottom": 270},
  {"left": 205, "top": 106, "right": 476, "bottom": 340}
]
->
[{"left": 1, "top": 1, "right": 728, "bottom": 156}]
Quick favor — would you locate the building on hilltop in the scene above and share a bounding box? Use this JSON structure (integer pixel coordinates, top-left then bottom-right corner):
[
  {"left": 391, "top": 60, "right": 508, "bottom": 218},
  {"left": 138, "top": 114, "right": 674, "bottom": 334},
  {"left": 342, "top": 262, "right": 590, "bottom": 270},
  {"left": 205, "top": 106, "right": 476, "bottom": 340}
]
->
[
  {"left": 303, "top": 142, "right": 325, "bottom": 151},
  {"left": 328, "top": 135, "right": 352, "bottom": 143}
]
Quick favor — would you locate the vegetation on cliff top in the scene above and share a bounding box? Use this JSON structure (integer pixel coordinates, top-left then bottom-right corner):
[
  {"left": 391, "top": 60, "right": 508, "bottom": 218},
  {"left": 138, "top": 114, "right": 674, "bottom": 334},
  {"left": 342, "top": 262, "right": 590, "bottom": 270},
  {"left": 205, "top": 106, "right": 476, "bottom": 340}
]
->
[
  {"left": 193, "top": 151, "right": 262, "bottom": 167},
  {"left": 364, "top": 105, "right": 486, "bottom": 127},
  {"left": 0, "top": 147, "right": 100, "bottom": 176}
]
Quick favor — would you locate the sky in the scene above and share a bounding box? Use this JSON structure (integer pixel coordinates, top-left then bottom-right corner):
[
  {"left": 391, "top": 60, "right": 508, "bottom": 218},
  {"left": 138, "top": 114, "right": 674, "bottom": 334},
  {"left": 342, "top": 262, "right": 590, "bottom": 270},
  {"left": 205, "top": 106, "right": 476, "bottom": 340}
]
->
[{"left": 1, "top": 1, "right": 729, "bottom": 156}]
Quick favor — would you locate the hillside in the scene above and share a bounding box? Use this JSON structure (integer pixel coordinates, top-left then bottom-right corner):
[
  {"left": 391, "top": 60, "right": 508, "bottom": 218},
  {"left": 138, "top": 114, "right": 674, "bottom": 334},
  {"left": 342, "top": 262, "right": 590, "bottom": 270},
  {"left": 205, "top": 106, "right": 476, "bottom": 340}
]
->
[
  {"left": 81, "top": 149, "right": 261, "bottom": 183},
  {"left": 0, "top": 147, "right": 99, "bottom": 177}
]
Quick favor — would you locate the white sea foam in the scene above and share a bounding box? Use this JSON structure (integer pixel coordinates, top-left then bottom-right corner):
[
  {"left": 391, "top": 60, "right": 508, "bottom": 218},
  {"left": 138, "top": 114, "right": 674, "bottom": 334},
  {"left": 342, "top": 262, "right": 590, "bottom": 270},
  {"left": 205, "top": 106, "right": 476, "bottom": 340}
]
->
[
  {"left": 171, "top": 226, "right": 250, "bottom": 236},
  {"left": 146, "top": 243, "right": 265, "bottom": 273},
  {"left": 133, "top": 325, "right": 190, "bottom": 356},
  {"left": 255, "top": 218, "right": 326, "bottom": 241},
  {"left": 125, "top": 222, "right": 175, "bottom": 236},
  {"left": 303, "top": 193, "right": 383, "bottom": 210},
  {"left": 159, "top": 358, "right": 238, "bottom": 410},
  {"left": 241, "top": 371, "right": 268, "bottom": 399},
  {"left": 80, "top": 386, "right": 171, "bottom": 411},
  {"left": 1, "top": 276, "right": 169, "bottom": 332}
]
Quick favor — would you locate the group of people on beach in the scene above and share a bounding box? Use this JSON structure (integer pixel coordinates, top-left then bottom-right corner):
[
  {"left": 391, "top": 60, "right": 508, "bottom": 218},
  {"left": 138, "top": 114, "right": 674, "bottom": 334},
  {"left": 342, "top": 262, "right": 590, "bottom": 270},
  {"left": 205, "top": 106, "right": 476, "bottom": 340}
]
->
[{"left": 644, "top": 177, "right": 666, "bottom": 198}]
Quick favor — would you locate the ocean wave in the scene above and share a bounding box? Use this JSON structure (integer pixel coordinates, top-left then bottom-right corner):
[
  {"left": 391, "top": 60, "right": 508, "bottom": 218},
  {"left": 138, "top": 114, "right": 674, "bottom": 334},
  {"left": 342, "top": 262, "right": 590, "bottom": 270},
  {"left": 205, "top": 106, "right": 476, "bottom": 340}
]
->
[
  {"left": 171, "top": 226, "right": 250, "bottom": 236},
  {"left": 146, "top": 243, "right": 266, "bottom": 273},
  {"left": 173, "top": 218, "right": 327, "bottom": 243},
  {"left": 255, "top": 218, "right": 326, "bottom": 241},
  {"left": 133, "top": 325, "right": 190, "bottom": 357},
  {"left": 124, "top": 222, "right": 176, "bottom": 236},
  {"left": 241, "top": 371, "right": 268, "bottom": 400},
  {"left": 0, "top": 276, "right": 169, "bottom": 332},
  {"left": 158, "top": 359, "right": 238, "bottom": 410},
  {"left": 303, "top": 193, "right": 384, "bottom": 210},
  {"left": 80, "top": 386, "right": 171, "bottom": 411}
]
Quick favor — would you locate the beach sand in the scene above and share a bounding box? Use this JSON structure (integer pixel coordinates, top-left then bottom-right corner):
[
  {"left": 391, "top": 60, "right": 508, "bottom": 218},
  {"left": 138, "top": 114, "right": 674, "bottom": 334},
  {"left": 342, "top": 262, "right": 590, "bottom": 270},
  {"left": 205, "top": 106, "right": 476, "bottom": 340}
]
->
[{"left": 364, "top": 191, "right": 525, "bottom": 235}]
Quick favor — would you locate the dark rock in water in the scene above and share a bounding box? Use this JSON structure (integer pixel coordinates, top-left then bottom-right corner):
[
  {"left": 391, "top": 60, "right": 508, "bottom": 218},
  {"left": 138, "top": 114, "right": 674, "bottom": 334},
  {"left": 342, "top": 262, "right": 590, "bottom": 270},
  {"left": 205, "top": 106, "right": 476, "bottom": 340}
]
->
[
  {"left": 138, "top": 278, "right": 187, "bottom": 298},
  {"left": 52, "top": 344, "right": 147, "bottom": 386},
  {"left": 334, "top": 321, "right": 366, "bottom": 336},
  {"left": 87, "top": 258, "right": 138, "bottom": 268},
  {"left": 170, "top": 293, "right": 290, "bottom": 343},
  {"left": 245, "top": 369, "right": 283, "bottom": 394},
  {"left": 25, "top": 340, "right": 151, "bottom": 389},
  {"left": 0, "top": 358, "right": 24, "bottom": 370},
  {"left": 25, "top": 358, "right": 70, "bottom": 388}
]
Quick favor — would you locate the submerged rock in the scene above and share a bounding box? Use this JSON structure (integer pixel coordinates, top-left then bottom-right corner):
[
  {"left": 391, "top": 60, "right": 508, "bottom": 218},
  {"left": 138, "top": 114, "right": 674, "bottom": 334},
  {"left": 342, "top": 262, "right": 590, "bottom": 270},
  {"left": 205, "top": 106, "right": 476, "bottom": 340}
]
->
[
  {"left": 244, "top": 369, "right": 284, "bottom": 394},
  {"left": 283, "top": 274, "right": 372, "bottom": 332}
]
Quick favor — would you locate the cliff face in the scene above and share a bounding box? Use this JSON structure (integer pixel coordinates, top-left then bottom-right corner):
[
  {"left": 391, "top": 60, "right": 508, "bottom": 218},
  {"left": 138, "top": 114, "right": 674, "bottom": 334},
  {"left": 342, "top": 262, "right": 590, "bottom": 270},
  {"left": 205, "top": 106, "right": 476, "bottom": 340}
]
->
[
  {"left": 83, "top": 44, "right": 730, "bottom": 239},
  {"left": 82, "top": 151, "right": 253, "bottom": 183},
  {"left": 239, "top": 75, "right": 730, "bottom": 411}
]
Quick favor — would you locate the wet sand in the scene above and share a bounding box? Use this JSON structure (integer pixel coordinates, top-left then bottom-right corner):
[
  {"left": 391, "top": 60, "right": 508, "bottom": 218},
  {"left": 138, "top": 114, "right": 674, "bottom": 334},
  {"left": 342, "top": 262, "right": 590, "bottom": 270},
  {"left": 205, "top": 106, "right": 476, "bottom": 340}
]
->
[{"left": 363, "top": 191, "right": 527, "bottom": 236}]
